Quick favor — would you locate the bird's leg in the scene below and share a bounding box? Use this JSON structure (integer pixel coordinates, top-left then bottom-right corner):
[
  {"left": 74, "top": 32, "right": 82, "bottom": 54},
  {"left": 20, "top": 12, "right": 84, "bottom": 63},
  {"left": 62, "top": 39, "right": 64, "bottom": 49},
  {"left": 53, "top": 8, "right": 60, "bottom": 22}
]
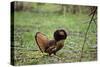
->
[
  {"left": 53, "top": 52, "right": 56, "bottom": 55},
  {"left": 48, "top": 53, "right": 53, "bottom": 57}
]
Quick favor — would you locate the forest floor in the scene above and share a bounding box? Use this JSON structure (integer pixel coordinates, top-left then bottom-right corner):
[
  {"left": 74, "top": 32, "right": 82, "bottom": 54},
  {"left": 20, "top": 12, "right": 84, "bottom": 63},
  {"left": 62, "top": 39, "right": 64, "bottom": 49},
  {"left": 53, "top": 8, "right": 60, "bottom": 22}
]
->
[{"left": 12, "top": 11, "right": 97, "bottom": 66}]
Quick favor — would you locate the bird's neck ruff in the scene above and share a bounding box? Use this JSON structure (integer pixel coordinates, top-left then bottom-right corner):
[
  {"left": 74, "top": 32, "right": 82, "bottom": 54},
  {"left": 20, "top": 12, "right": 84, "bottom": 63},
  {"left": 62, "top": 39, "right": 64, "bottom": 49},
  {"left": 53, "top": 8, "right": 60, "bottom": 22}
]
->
[{"left": 56, "top": 40, "right": 65, "bottom": 45}]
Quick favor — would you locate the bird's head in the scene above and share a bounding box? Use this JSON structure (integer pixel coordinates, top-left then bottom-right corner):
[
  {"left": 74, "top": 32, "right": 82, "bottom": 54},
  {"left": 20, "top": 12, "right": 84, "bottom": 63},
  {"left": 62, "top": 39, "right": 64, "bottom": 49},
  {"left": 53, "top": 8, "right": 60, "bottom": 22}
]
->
[{"left": 54, "top": 29, "right": 67, "bottom": 41}]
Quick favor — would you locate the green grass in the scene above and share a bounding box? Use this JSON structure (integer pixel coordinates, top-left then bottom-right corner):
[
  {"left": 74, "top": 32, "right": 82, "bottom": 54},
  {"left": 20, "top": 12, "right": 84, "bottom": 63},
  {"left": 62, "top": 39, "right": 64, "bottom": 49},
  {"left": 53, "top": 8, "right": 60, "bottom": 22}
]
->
[{"left": 13, "top": 11, "right": 97, "bottom": 65}]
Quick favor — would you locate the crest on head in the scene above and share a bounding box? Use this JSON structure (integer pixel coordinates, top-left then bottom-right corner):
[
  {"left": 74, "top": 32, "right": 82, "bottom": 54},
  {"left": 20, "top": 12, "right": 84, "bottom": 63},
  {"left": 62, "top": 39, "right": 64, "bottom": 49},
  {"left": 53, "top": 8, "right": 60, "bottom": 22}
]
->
[{"left": 54, "top": 29, "right": 67, "bottom": 41}]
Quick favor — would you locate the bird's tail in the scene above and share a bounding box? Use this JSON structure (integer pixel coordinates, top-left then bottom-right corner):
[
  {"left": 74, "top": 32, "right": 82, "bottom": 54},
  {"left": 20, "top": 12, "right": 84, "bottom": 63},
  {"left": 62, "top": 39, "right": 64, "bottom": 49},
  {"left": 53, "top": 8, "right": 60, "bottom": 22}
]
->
[{"left": 35, "top": 32, "right": 49, "bottom": 52}]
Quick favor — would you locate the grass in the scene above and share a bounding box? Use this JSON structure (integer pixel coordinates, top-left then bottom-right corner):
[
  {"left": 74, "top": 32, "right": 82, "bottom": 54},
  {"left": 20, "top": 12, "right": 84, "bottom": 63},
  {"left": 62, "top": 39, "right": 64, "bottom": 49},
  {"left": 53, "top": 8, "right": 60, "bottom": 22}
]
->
[{"left": 13, "top": 11, "right": 97, "bottom": 66}]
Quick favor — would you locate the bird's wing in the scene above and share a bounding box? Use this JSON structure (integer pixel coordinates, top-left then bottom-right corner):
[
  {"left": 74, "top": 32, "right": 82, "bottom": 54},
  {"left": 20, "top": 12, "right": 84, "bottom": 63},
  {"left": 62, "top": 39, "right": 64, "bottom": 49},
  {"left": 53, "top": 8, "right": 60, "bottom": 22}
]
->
[{"left": 35, "top": 32, "right": 49, "bottom": 52}]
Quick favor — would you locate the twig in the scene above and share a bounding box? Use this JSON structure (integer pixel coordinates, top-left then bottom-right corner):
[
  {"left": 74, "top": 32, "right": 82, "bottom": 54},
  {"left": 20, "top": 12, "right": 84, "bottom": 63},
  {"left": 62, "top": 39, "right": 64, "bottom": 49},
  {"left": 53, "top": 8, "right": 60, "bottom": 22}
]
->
[{"left": 79, "top": 8, "right": 97, "bottom": 61}]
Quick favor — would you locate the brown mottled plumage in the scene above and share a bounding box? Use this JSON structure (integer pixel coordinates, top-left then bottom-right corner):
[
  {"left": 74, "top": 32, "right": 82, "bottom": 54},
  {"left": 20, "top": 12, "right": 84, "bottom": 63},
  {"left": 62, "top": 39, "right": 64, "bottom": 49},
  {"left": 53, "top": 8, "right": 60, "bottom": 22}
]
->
[{"left": 35, "top": 29, "right": 67, "bottom": 56}]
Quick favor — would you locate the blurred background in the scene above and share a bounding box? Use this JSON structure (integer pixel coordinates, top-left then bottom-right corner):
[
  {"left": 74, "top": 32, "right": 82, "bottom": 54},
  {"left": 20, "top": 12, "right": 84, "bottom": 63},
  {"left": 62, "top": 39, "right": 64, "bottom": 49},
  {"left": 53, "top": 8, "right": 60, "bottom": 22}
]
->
[{"left": 11, "top": 1, "right": 97, "bottom": 65}]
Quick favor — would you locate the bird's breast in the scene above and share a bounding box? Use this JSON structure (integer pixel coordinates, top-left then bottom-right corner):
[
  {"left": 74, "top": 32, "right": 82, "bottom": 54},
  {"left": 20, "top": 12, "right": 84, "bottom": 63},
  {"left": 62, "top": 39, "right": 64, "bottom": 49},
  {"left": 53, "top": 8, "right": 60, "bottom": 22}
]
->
[
  {"left": 56, "top": 40, "right": 65, "bottom": 50},
  {"left": 56, "top": 40, "right": 64, "bottom": 45}
]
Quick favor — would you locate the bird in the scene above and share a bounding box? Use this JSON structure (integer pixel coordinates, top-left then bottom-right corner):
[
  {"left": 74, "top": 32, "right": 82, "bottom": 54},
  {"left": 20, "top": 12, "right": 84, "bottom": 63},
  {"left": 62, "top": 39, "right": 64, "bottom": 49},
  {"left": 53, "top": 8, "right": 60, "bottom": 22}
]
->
[{"left": 35, "top": 29, "right": 67, "bottom": 56}]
